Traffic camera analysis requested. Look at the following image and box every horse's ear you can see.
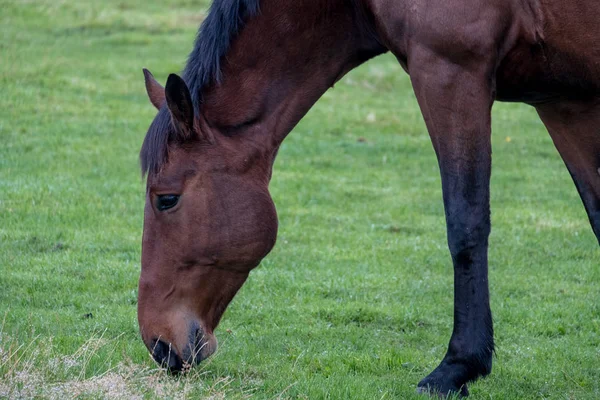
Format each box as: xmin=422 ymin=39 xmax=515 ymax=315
xmin=143 ymin=68 xmax=165 ymax=110
xmin=165 ymin=73 xmax=195 ymax=140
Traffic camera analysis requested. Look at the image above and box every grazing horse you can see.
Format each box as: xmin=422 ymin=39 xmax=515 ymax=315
xmin=137 ymin=0 xmax=600 ymax=396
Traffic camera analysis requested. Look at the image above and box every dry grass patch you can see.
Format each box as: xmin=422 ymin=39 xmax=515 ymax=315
xmin=0 ymin=330 xmax=241 ymax=400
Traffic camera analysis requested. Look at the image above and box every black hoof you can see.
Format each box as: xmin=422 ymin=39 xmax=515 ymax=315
xmin=416 ymin=362 xmax=471 ymax=398
xmin=416 ymin=382 xmax=468 ymax=398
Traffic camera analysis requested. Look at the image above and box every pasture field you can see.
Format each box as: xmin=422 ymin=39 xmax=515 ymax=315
xmin=1 ymin=1 xmax=599 ymax=398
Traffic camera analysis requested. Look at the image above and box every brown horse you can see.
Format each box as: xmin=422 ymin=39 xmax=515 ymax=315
xmin=137 ymin=0 xmax=600 ymax=396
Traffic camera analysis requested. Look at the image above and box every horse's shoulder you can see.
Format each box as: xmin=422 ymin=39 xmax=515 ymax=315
xmin=373 ymin=0 xmax=536 ymax=64
xmin=408 ymin=0 xmax=530 ymax=53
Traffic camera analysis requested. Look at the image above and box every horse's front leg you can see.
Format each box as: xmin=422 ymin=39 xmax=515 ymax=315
xmin=409 ymin=46 xmax=496 ymax=397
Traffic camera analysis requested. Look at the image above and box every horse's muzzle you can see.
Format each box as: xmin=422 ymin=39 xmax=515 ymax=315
xmin=180 ymin=322 xmax=212 ymax=366
xmin=151 ymin=338 xmax=183 ymax=373
xmin=149 ymin=322 xmax=215 ymax=372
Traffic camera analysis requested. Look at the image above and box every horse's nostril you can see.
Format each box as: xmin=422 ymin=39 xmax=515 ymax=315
xmin=183 ymin=325 xmax=206 ymax=364
xmin=193 ymin=327 xmax=203 ymax=350
xmin=151 ymin=338 xmax=183 ymax=373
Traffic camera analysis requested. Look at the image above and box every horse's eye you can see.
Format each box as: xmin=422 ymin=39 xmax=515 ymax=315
xmin=156 ymin=194 xmax=180 ymax=211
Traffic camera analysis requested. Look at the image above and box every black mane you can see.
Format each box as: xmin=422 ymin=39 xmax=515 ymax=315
xmin=183 ymin=0 xmax=260 ymax=105
xmin=140 ymin=0 xmax=261 ymax=176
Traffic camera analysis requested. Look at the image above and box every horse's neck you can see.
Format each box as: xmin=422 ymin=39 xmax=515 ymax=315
xmin=199 ymin=0 xmax=384 ymax=146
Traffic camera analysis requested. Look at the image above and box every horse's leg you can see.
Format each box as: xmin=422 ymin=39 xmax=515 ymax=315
xmin=536 ymin=100 xmax=600 ymax=243
xmin=408 ymin=48 xmax=495 ymax=397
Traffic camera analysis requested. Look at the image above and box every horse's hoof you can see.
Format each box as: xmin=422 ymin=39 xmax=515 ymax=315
xmin=416 ymin=383 xmax=468 ymax=398
xmin=417 ymin=366 xmax=470 ymax=398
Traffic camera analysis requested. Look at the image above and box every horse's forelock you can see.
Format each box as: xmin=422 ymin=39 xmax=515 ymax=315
xmin=140 ymin=107 xmax=173 ymax=177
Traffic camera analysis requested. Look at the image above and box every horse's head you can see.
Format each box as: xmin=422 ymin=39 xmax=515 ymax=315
xmin=135 ymin=0 xmax=383 ymax=371
xmin=137 ymin=70 xmax=278 ymax=371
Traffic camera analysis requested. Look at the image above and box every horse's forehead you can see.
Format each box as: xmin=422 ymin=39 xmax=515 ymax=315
xmin=147 ymin=148 xmax=198 ymax=179
xmin=147 ymin=164 xmax=199 ymax=187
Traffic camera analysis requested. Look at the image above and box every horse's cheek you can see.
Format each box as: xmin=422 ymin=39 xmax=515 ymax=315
xmin=230 ymin=190 xmax=279 ymax=267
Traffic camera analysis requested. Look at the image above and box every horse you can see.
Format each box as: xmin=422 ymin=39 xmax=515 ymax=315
xmin=137 ymin=0 xmax=600 ymax=396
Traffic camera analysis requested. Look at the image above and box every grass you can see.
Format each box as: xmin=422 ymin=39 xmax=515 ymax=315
xmin=0 ymin=0 xmax=598 ymax=398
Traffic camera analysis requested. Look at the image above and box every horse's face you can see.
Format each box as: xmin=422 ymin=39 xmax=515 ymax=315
xmin=137 ymin=71 xmax=278 ymax=371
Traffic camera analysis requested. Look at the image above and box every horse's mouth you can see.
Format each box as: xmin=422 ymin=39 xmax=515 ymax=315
xmin=148 ymin=321 xmax=217 ymax=373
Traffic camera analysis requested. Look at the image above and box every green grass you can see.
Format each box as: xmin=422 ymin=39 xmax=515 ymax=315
xmin=1 ymin=1 xmax=598 ymax=398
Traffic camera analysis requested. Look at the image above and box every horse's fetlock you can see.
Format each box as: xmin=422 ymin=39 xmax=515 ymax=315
xmin=447 ymin=336 xmax=494 ymax=378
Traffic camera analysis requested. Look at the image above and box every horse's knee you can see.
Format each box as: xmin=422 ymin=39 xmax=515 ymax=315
xmin=446 ymin=217 xmax=491 ymax=263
